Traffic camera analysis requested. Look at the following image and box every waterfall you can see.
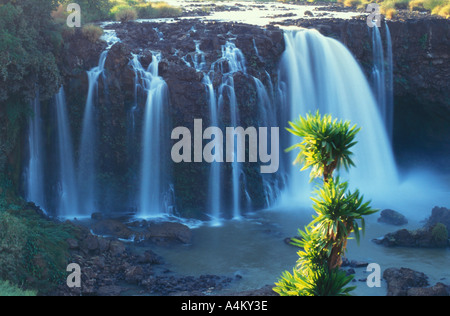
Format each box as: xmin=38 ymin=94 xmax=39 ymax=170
xmin=371 ymin=24 xmax=394 ymax=143
xmin=278 ymin=30 xmax=399 ymax=202
xmin=203 ymin=74 xmax=223 ymax=226
xmin=253 ymin=76 xmax=281 ymax=207
xmin=217 ymin=41 xmax=246 ymax=220
xmin=78 ymin=50 xmax=108 ymax=216
xmin=25 ymin=94 xmax=46 ymax=211
xmin=385 ymin=22 xmax=394 ymax=142
xmin=55 ymin=87 xmax=80 ymax=217
xmin=130 ymin=53 xmax=172 ymax=218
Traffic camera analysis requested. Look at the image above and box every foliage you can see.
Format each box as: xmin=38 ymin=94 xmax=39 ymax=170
xmin=0 ymin=208 xmax=75 ymax=294
xmin=431 ymin=223 xmax=448 ymax=243
xmin=135 ymin=1 xmax=183 ymax=19
xmin=0 ymin=280 xmax=37 ymax=296
xmin=323 ymin=0 xmax=450 ymax=18
xmin=274 ymin=266 xmax=355 ymax=296
xmin=286 ymin=111 xmax=360 ymax=183
xmin=110 ymin=0 xmax=182 ymax=20
xmin=113 ymin=5 xmax=138 ymax=22
xmin=59 ymin=0 xmax=113 ymax=23
xmin=310 ymin=178 xmax=377 ymax=269
xmin=274 ymin=112 xmax=376 ymax=296
xmin=81 ymin=24 xmax=104 ymax=42
xmin=0 ymin=1 xmax=62 ymax=102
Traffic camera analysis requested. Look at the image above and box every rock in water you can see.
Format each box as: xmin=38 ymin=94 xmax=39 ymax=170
xmin=378 ymin=209 xmax=408 ymax=226
xmin=145 ymin=222 xmax=192 ymax=245
xmin=426 ymin=206 xmax=450 ymax=232
xmin=384 ymin=268 xmax=450 ymax=296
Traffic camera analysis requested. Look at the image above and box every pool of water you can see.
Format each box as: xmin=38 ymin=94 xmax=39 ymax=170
xmin=152 ymin=170 xmax=450 ymax=296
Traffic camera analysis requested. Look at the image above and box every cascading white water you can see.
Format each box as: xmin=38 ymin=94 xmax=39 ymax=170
xmin=371 ymin=24 xmax=394 ymax=142
xmin=130 ymin=53 xmax=171 ymax=218
xmin=385 ymin=22 xmax=394 ymax=142
xmin=78 ymin=50 xmax=108 ymax=216
xmin=25 ymin=94 xmax=46 ymax=211
xmin=217 ymin=41 xmax=247 ymax=220
xmin=203 ymin=74 xmax=223 ymax=226
xmin=278 ymin=30 xmax=399 ymax=203
xmin=55 ymin=87 xmax=80 ymax=217
xmin=253 ymin=76 xmax=282 ymax=207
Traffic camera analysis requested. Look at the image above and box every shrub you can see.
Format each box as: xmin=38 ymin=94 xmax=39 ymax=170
xmin=342 ymin=0 xmax=363 ymax=7
xmin=432 ymin=3 xmax=450 ymax=17
xmin=135 ymin=2 xmax=182 ymax=19
xmin=409 ymin=0 xmax=426 ymax=10
xmin=81 ymin=24 xmax=104 ymax=42
xmin=385 ymin=7 xmax=398 ymax=18
xmin=113 ymin=5 xmax=138 ymax=22
xmin=431 ymin=223 xmax=448 ymax=244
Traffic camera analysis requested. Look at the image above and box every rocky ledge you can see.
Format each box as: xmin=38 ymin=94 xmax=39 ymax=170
xmin=384 ymin=267 xmax=450 ymax=296
xmin=374 ymin=206 xmax=450 ymax=248
xmin=50 ymin=218 xmax=236 ymax=296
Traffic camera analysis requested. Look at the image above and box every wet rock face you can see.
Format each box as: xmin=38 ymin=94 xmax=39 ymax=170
xmin=93 ymin=20 xmax=285 ymax=218
xmin=384 ymin=267 xmax=450 ymax=296
xmin=378 ymin=209 xmax=408 ymax=226
xmin=426 ymin=206 xmax=450 ymax=232
xmin=373 ymin=226 xmax=449 ymax=248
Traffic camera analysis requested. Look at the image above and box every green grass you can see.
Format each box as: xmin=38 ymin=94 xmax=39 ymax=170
xmin=0 ymin=280 xmax=36 ymax=297
xmin=0 ymin=208 xmax=77 ymax=294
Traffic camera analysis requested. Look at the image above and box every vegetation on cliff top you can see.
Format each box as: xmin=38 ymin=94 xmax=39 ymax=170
xmin=54 ymin=0 xmax=182 ymax=23
xmin=282 ymin=0 xmax=450 ymax=18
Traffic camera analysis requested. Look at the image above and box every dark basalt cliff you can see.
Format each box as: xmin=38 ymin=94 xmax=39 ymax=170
xmin=2 ymin=17 xmax=448 ymax=217
xmin=57 ymin=20 xmax=286 ymax=218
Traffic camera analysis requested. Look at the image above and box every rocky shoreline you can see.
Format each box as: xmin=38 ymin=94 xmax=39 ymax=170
xmin=41 ymin=204 xmax=449 ymax=296
xmin=47 ymin=214 xmax=237 ymax=296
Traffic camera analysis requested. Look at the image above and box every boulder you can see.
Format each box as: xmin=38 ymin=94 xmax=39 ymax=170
xmin=384 ymin=268 xmax=450 ymax=296
xmin=407 ymin=282 xmax=450 ymax=296
xmin=426 ymin=206 xmax=450 ymax=232
xmin=92 ymin=219 xmax=135 ymax=240
xmin=383 ymin=267 xmax=429 ymax=296
xmin=145 ymin=222 xmax=192 ymax=245
xmin=136 ymin=250 xmax=163 ymax=265
xmin=378 ymin=209 xmax=408 ymax=226
xmin=125 ymin=266 xmax=145 ymax=284
xmin=373 ymin=225 xmax=448 ymax=248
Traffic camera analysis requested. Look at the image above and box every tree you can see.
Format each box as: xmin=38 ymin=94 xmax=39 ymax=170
xmin=286 ymin=111 xmax=360 ymax=183
xmin=274 ymin=111 xmax=377 ymax=296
